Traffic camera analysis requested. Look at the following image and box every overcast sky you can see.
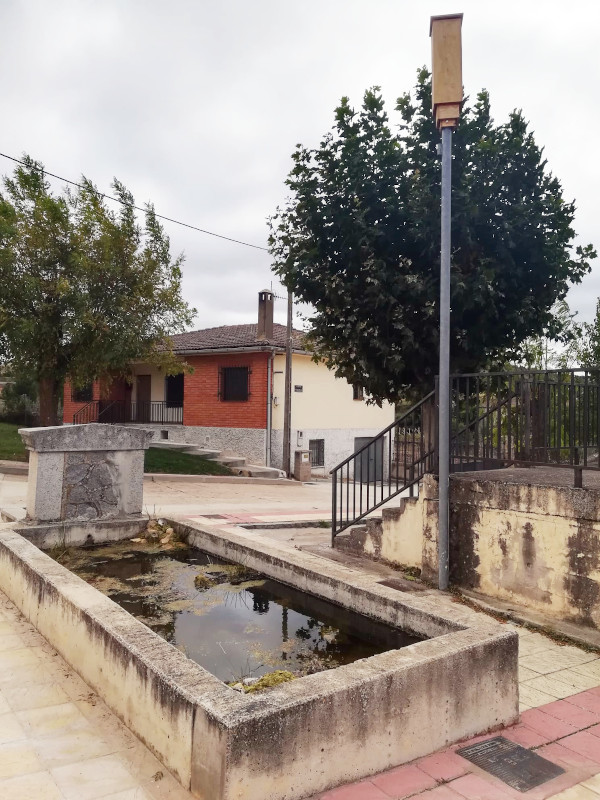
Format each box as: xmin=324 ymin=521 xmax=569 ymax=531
xmin=1 ymin=1 xmax=598 ymax=332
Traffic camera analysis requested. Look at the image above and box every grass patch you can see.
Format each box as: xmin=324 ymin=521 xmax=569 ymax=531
xmin=144 ymin=447 xmax=232 ymax=476
xmin=0 ymin=422 xmax=27 ymax=461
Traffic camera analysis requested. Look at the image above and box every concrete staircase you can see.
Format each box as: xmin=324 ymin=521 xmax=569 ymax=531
xmin=148 ymin=440 xmax=284 ymax=479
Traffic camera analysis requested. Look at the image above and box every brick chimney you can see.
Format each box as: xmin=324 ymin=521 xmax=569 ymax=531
xmin=257 ymin=289 xmax=274 ymax=340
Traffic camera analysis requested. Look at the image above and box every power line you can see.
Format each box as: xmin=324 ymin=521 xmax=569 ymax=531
xmin=0 ymin=151 xmax=270 ymax=252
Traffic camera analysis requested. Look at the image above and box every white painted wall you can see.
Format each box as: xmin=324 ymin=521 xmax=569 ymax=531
xmin=271 ymin=354 xmax=394 ymax=431
xmin=129 ymin=363 xmax=165 ymax=403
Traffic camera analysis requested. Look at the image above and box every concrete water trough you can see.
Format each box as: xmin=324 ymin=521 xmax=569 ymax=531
xmin=0 ymin=518 xmax=519 ymax=800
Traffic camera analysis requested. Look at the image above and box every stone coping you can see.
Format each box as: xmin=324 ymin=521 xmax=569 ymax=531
xmin=0 ymin=520 xmax=518 ymax=800
xmin=19 ymin=423 xmax=153 ymax=452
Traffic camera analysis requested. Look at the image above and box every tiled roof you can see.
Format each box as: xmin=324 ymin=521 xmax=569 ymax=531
xmin=168 ymin=323 xmax=306 ymax=353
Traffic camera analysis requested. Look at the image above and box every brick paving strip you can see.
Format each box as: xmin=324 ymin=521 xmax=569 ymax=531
xmin=310 ymin=691 xmax=600 ymax=799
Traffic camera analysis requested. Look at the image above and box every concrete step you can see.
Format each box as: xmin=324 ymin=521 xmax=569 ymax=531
xmin=185 ymin=448 xmax=221 ymax=460
xmin=234 ymin=464 xmax=285 ymax=479
xmin=215 ymin=456 xmax=247 ymax=467
xmin=149 ymin=441 xmax=193 ymax=452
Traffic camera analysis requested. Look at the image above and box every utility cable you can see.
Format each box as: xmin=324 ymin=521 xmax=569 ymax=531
xmin=0 ymin=151 xmax=269 ymax=252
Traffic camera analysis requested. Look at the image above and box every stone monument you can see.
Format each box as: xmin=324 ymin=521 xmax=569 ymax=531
xmin=19 ymin=424 xmax=153 ymax=524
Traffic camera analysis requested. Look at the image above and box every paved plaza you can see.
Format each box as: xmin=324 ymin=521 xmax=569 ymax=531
xmin=1 ymin=470 xmax=600 ymax=798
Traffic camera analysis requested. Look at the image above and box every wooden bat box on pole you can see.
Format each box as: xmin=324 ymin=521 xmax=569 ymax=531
xmin=430 ymin=13 xmax=463 ymax=129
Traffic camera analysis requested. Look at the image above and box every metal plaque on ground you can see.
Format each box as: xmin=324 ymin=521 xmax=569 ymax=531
xmin=457 ymin=736 xmax=564 ymax=792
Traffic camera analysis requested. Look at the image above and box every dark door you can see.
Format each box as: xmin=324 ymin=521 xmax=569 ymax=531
xmin=354 ymin=436 xmax=383 ymax=482
xmin=136 ymin=375 xmax=151 ymax=422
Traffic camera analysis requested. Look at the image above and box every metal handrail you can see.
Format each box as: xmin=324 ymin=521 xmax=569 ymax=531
xmin=331 ymin=391 xmax=437 ymax=539
xmin=73 ymin=401 xmax=99 ymax=424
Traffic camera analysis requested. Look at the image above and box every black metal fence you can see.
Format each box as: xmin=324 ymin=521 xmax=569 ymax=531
xmin=450 ymin=369 xmax=600 ymax=476
xmin=73 ymin=401 xmax=183 ymax=425
xmin=331 ymin=368 xmax=600 ymax=540
xmin=331 ymin=391 xmax=437 ymax=537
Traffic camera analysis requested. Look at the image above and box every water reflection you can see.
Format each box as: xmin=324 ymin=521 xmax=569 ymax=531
xmin=69 ymin=544 xmax=422 ymax=683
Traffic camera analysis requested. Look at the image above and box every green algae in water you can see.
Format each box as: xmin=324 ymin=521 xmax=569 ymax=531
xmin=60 ymin=540 xmax=423 ymax=685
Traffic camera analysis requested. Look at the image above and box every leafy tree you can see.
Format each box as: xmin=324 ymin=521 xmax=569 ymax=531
xmin=269 ymin=70 xmax=596 ymax=404
xmin=514 ymin=301 xmax=580 ymax=370
xmin=574 ymin=299 xmax=600 ymax=368
xmin=0 ymin=371 xmax=39 ymax=424
xmin=0 ymin=156 xmax=195 ymax=425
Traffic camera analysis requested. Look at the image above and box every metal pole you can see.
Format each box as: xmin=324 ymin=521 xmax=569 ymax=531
xmin=282 ymin=292 xmax=293 ymax=477
xmin=438 ymin=125 xmax=452 ymax=590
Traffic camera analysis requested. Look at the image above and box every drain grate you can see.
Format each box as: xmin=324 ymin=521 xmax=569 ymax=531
xmin=457 ymin=736 xmax=564 ymax=792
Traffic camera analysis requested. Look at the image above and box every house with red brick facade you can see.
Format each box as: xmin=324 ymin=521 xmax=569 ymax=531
xmin=64 ymin=291 xmax=394 ymax=472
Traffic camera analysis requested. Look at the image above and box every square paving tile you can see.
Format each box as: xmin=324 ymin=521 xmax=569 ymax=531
xmin=519 ymin=684 xmax=558 ymax=709
xmin=581 ymin=773 xmax=600 ymax=793
xmin=0 ymin=741 xmax=42 ymax=779
xmin=559 ymin=731 xmax=600 ymax=764
xmin=0 ymin=634 xmax=26 ymax=652
xmin=567 ymin=692 xmax=600 ymax=716
xmin=51 ymin=753 xmax=140 ymax=800
xmin=572 ymin=661 xmax=600 ymax=681
xmin=447 ymin=773 xmax=517 ymax=799
xmin=371 ymin=764 xmax=436 ymax=797
xmin=33 ymin=728 xmax=118 ymax=769
xmin=542 ymin=700 xmax=600 ymax=729
xmin=520 ymin=708 xmax=579 ymax=740
xmin=522 ymin=675 xmax=581 ymax=700
xmin=16 ymin=701 xmax=91 ymax=738
xmin=320 ymin=780 xmax=391 ymax=800
xmin=3 ymin=681 xmax=69 ymax=712
xmin=417 ymin=751 xmax=469 ymax=782
xmin=0 ymin=711 xmax=27 ymax=745
xmin=0 ymin=769 xmax=64 ymax=800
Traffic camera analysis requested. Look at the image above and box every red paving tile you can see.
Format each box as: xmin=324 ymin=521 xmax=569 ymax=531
xmin=589 ymin=723 xmax=600 ymax=739
xmin=447 ymin=773 xmax=516 ymax=799
xmin=541 ymin=699 xmax=600 ymax=729
xmin=417 ymin=751 xmax=469 ymax=782
xmin=320 ymin=780 xmax=391 ymax=800
xmin=520 ymin=708 xmax=579 ymax=740
xmin=371 ymin=764 xmax=436 ymax=798
xmin=502 ymin=723 xmax=553 ymax=748
xmin=537 ymin=740 xmax=600 ymax=770
xmin=566 ymin=690 xmax=600 ymax=715
xmin=559 ymin=730 xmax=600 ymax=762
xmin=418 ymin=786 xmax=464 ymax=798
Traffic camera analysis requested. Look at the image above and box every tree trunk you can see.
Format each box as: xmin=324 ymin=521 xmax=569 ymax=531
xmin=38 ymin=377 xmax=59 ymax=427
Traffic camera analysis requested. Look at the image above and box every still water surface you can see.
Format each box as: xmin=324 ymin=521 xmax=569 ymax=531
xmin=66 ymin=542 xmax=422 ymax=683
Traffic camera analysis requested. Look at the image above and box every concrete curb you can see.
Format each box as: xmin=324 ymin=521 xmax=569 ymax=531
xmin=144 ymin=472 xmax=303 ymax=486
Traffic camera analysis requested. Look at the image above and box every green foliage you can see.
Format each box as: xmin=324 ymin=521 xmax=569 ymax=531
xmin=143 ymin=448 xmax=232 ymax=476
xmin=574 ymin=299 xmax=600 ymax=368
xmin=0 ymin=156 xmax=195 ymax=423
xmin=0 ymin=372 xmax=38 ymax=423
xmin=0 ymin=422 xmax=27 ymax=461
xmin=269 ymin=71 xmax=596 ymax=403
xmin=511 ymin=300 xmax=581 ymax=370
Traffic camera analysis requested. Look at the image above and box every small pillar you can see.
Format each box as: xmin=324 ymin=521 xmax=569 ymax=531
xmin=19 ymin=424 xmax=153 ymax=523
xmin=293 ymin=449 xmax=311 ymax=482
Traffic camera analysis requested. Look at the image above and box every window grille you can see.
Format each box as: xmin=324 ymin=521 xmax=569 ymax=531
xmin=309 ymin=438 xmax=325 ymax=467
xmin=353 ymin=384 xmax=364 ymax=401
xmin=72 ymin=384 xmax=93 ymax=403
xmin=219 ymin=366 xmax=251 ymax=401
xmin=165 ymin=373 xmax=184 ymax=407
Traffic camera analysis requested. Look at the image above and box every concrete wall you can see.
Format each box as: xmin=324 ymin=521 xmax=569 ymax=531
xmin=270 ymin=426 xmax=391 ymax=474
xmin=346 ymin=474 xmax=600 ymax=628
xmin=0 ymin=522 xmax=518 ymax=800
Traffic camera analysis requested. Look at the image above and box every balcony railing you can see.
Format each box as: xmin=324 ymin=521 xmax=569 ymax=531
xmin=73 ymin=401 xmax=183 ymax=425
